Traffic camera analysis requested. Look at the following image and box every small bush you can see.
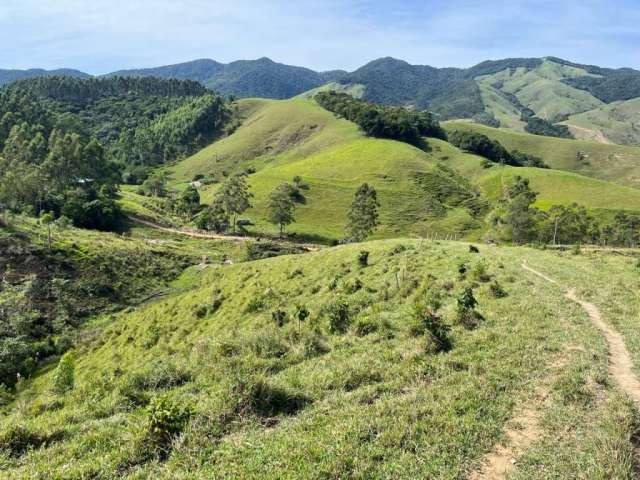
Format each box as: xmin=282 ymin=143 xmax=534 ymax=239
xmin=410 ymin=300 xmax=451 ymax=352
xmin=572 ymin=244 xmax=582 ymax=255
xmin=233 ymin=376 xmax=309 ymax=418
xmin=358 ymin=250 xmax=370 ymax=267
xmin=325 ymin=298 xmax=351 ymax=334
xmin=245 ymin=295 xmax=267 ymax=313
xmin=456 ymin=286 xmax=482 ymax=329
xmin=489 ymin=281 xmax=508 ymax=298
xmin=469 ymin=245 xmax=479 ymax=253
xmin=144 ymin=395 xmax=193 ymax=457
xmin=51 ymin=353 xmax=75 ymax=395
xmin=271 ymin=310 xmax=288 ymax=327
xmin=470 ymin=262 xmax=491 ymax=283
xmin=344 ymin=278 xmax=363 ymax=294
xmin=457 ymin=262 xmax=467 ymax=279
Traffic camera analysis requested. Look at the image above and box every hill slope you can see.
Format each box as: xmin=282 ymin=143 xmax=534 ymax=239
xmin=160 ymin=98 xmax=640 ymax=242
xmin=444 ymin=121 xmax=640 ymax=188
xmin=0 ymin=67 xmax=90 ymax=86
xmin=2 ymin=239 xmax=639 ymax=478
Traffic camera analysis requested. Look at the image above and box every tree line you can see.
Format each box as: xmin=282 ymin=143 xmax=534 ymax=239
xmin=447 ymin=130 xmax=549 ymax=168
xmin=491 ymin=176 xmax=640 ymax=247
xmin=315 ymin=91 xmax=447 ymax=148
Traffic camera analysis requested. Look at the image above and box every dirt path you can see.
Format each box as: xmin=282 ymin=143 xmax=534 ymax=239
xmin=471 ymin=262 xmax=640 ymax=479
xmin=469 ymin=358 xmax=566 ymax=480
xmin=521 ymin=262 xmax=640 ymax=404
xmin=129 ymin=216 xmax=321 ymax=251
xmin=564 ymin=123 xmax=612 ymax=145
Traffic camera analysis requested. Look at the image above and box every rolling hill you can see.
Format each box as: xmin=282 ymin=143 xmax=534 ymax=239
xmin=444 ymin=121 xmax=640 ymax=188
xmin=154 ymin=98 xmax=640 ymax=242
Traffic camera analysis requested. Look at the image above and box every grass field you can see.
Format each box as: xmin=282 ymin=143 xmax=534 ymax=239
xmin=2 ymin=239 xmax=639 ymax=478
xmin=444 ymin=121 xmax=640 ymax=189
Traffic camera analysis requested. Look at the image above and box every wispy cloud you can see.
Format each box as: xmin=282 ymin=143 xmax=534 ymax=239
xmin=0 ymin=0 xmax=638 ymax=73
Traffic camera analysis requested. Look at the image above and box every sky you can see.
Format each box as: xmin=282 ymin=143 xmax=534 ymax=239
xmin=0 ymin=0 xmax=638 ymax=74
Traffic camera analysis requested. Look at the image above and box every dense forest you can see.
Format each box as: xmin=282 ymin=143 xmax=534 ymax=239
xmin=0 ymin=76 xmax=231 ymax=229
xmin=315 ymin=91 xmax=446 ymax=148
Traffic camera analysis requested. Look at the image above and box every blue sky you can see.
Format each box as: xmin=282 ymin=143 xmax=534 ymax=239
xmin=0 ymin=0 xmax=638 ymax=73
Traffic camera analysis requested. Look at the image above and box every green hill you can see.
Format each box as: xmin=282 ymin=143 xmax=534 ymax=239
xmin=444 ymin=121 xmax=640 ymax=189
xmin=159 ymin=98 xmax=640 ymax=241
xmin=2 ymin=238 xmax=640 ymax=478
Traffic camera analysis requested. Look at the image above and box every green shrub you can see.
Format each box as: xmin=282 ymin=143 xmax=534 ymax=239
xmin=233 ymin=376 xmax=309 ymax=418
xmin=456 ymin=286 xmax=482 ymax=329
xmin=51 ymin=353 xmax=75 ymax=395
xmin=144 ymin=395 xmax=193 ymax=457
xmin=489 ymin=281 xmax=508 ymax=298
xmin=358 ymin=250 xmax=370 ymax=267
xmin=325 ymin=298 xmax=351 ymax=334
xmin=410 ymin=300 xmax=451 ymax=352
xmin=470 ymin=262 xmax=491 ymax=283
xmin=0 ymin=424 xmax=63 ymax=457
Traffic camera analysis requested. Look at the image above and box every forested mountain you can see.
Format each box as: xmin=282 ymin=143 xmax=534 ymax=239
xmin=0 ymin=76 xmax=231 ymax=229
xmin=109 ymin=57 xmax=348 ymax=99
xmin=3 ymin=56 xmax=640 ymax=144
xmin=0 ymin=68 xmax=90 ymax=86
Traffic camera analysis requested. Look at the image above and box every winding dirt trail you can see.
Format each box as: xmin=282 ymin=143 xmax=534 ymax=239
xmin=522 ymin=261 xmax=640 ymax=404
xmin=471 ymin=262 xmax=640 ymax=479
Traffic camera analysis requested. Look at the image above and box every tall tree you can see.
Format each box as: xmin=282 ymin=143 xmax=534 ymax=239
xmin=218 ymin=174 xmax=252 ymax=233
xmin=177 ymin=185 xmax=201 ymax=219
xmin=267 ymin=183 xmax=296 ymax=237
xmin=345 ymin=183 xmax=379 ymax=242
xmin=493 ymin=176 xmax=540 ymax=244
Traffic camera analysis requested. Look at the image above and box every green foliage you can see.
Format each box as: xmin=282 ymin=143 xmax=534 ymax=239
xmin=325 ymin=297 xmax=351 ymax=334
xmin=51 ymin=353 xmax=75 ymax=394
xmin=358 ymin=250 xmax=370 ymax=267
xmin=470 ymin=262 xmax=491 ymax=283
xmin=456 ymin=286 xmax=481 ymax=329
xmin=410 ymin=285 xmax=450 ymax=352
xmin=216 ymin=174 xmax=252 ymax=232
xmin=345 ymin=183 xmax=379 ymax=242
xmin=315 ymin=91 xmax=446 ymax=148
xmin=448 ymin=130 xmax=549 ymax=167
xmin=491 ymin=176 xmax=540 ymax=244
xmin=195 ymin=197 xmax=228 ymax=232
xmin=524 ymin=116 xmax=574 ymax=139
xmin=144 ymin=395 xmax=192 ymax=454
xmin=267 ymin=183 xmax=296 ymax=236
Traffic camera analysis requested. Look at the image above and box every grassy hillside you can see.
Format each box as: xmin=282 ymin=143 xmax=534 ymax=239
xmin=2 ymin=240 xmax=639 ymax=478
xmin=563 ymin=97 xmax=640 ymax=146
xmin=444 ymin=121 xmax=640 ymax=189
xmin=163 ymin=98 xmax=487 ymax=241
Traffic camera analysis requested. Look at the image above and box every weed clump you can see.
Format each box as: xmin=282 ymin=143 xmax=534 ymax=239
xmin=325 ymin=297 xmax=351 ymax=334
xmin=409 ymin=285 xmax=450 ymax=352
xmin=271 ymin=310 xmax=288 ymax=327
xmin=0 ymin=424 xmax=64 ymax=457
xmin=469 ymin=245 xmax=480 ymax=253
xmin=470 ymin=262 xmax=491 ymax=283
xmin=358 ymin=250 xmax=370 ymax=267
xmin=489 ymin=281 xmax=508 ymax=298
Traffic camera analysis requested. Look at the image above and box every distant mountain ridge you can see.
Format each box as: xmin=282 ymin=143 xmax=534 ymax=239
xmin=3 ymin=56 xmax=640 ymax=144
xmin=0 ymin=68 xmax=90 ymax=86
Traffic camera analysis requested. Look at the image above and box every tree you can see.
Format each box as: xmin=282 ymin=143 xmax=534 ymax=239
xmin=195 ymin=197 xmax=228 ymax=232
xmin=345 ymin=183 xmax=379 ymax=242
xmin=217 ymin=174 xmax=252 ymax=233
xmin=177 ymin=185 xmax=200 ymax=219
xmin=492 ymin=176 xmax=540 ymax=244
xmin=141 ymin=173 xmax=168 ymax=197
xmin=267 ymin=183 xmax=296 ymax=237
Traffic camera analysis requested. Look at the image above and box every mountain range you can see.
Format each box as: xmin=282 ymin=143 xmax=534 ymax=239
xmin=2 ymin=56 xmax=640 ymax=145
